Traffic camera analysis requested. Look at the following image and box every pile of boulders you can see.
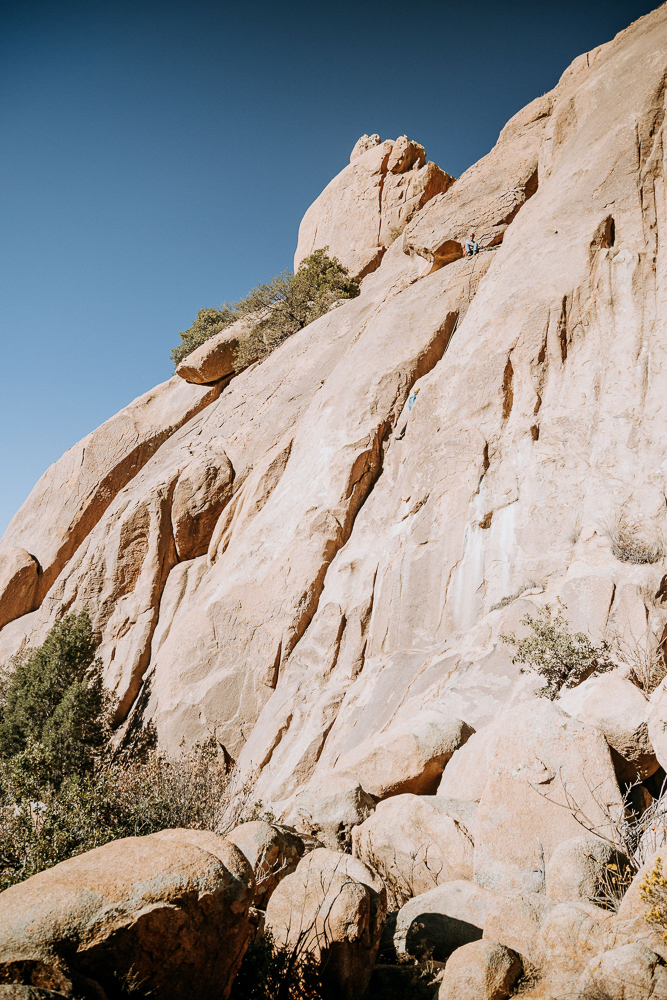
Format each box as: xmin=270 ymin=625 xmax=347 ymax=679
xmin=3 ymin=678 xmax=667 ymax=999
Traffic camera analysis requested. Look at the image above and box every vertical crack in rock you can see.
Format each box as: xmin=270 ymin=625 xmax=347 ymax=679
xmin=502 ymin=356 xmax=514 ymax=422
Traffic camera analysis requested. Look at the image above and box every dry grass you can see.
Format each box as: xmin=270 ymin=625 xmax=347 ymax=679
xmin=608 ymin=627 xmax=667 ymax=696
xmin=604 ymin=510 xmax=665 ymax=565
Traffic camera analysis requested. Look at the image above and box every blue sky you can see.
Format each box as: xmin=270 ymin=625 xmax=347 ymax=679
xmin=0 ymin=0 xmax=658 ymax=536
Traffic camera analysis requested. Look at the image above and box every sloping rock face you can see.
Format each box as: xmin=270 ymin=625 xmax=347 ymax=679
xmin=2 ymin=7 xmax=667 ymax=821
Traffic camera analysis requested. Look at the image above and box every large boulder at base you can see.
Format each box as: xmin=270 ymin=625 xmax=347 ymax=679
xmin=545 ymin=834 xmax=630 ymax=906
xmin=649 ymin=679 xmax=667 ymax=774
xmin=282 ymin=772 xmax=375 ymax=850
xmin=175 ymin=313 xmax=258 ymax=384
xmin=483 ymin=891 xmax=555 ymax=966
xmin=559 ymin=672 xmax=657 ymax=783
xmin=394 ymin=880 xmax=498 ymax=962
xmin=294 ymin=134 xmax=453 ymax=279
xmin=437 ymin=940 xmax=522 ymax=1000
xmin=0 ymin=830 xmax=255 ymax=1000
xmin=226 ymin=820 xmax=305 ymax=907
xmin=332 ymin=710 xmax=474 ymax=798
xmin=577 ymin=943 xmax=667 ymax=1000
xmin=353 ymin=794 xmax=476 ymax=901
xmin=0 ymin=547 xmax=40 ymax=631
xmin=474 ymin=701 xmax=624 ymax=894
xmin=264 ymin=848 xmax=387 ymax=1000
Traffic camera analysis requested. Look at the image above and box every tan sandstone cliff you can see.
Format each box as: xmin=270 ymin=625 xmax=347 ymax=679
xmin=1 ymin=3 xmax=667 ymax=834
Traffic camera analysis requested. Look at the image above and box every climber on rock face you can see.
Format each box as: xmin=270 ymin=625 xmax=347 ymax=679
xmin=396 ymin=386 xmax=420 ymax=440
xmin=465 ymin=232 xmax=479 ymax=256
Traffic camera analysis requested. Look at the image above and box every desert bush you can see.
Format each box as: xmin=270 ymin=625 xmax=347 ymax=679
xmin=604 ymin=510 xmax=665 ymax=565
xmin=170 ymin=249 xmax=359 ymax=369
xmin=230 ymin=930 xmax=325 ymax=1000
xmin=0 ymin=610 xmax=111 ymax=785
xmin=500 ymin=600 xmax=615 ymax=699
xmin=640 ymin=854 xmax=667 ymax=941
xmin=0 ymin=611 xmax=260 ymax=889
xmin=609 ymin=627 xmax=667 ymax=696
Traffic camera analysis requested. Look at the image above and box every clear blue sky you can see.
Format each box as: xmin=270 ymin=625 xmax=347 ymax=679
xmin=0 ymin=0 xmax=658 ymax=536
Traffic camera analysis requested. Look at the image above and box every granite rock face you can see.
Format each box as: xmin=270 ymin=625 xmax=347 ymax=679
xmin=1 ymin=5 xmax=667 ymax=840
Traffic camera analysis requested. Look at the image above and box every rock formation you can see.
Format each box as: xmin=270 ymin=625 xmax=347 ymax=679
xmin=3 ymin=5 xmax=667 ymax=997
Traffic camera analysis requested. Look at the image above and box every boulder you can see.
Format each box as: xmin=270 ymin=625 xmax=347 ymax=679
xmin=559 ymin=672 xmax=657 ymax=783
xmin=283 ymin=773 xmax=375 ymax=851
xmin=649 ymin=679 xmax=667 ymax=774
xmin=0 ymin=829 xmax=255 ymax=1000
xmin=332 ymin=710 xmax=474 ymax=798
xmin=226 ymin=820 xmax=305 ymax=907
xmin=536 ymin=900 xmax=611 ymax=988
xmin=175 ymin=313 xmax=257 ymax=384
xmin=577 ymin=943 xmax=667 ymax=1000
xmin=474 ymin=701 xmax=624 ymax=894
xmin=483 ymin=892 xmax=555 ymax=966
xmin=545 ymin=834 xmax=630 ymax=906
xmin=171 ymin=453 xmax=234 ymax=560
xmin=294 ymin=134 xmax=453 ymax=278
xmin=437 ymin=940 xmax=522 ymax=1000
xmin=264 ymin=848 xmax=386 ymax=1000
xmin=353 ymin=794 xmax=476 ymax=902
xmin=0 ymin=548 xmax=39 ymax=631
xmin=393 ymin=880 xmax=499 ymax=962
xmin=437 ymin=722 xmax=501 ymax=802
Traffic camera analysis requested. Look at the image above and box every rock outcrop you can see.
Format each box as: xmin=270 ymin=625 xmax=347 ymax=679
xmin=294 ymin=134 xmax=454 ymax=278
xmin=2 ymin=17 xmax=667 ymax=997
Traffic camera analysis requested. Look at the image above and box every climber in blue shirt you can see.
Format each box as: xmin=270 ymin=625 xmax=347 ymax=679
xmin=396 ymin=387 xmax=420 ymax=440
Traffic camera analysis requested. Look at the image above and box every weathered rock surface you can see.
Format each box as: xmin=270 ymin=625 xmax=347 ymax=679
xmin=559 ymin=672 xmax=657 ymax=783
xmin=353 ymin=794 xmax=477 ymax=898
xmin=474 ymin=701 xmax=623 ymax=894
xmin=649 ymin=679 xmax=667 ymax=774
xmin=437 ymin=940 xmax=522 ymax=1000
xmin=295 ymin=134 xmax=453 ymax=279
xmin=0 ymin=375 xmax=221 ymax=620
xmin=577 ymin=943 xmax=667 ymax=1000
xmin=264 ymin=848 xmax=386 ymax=1000
xmin=282 ymin=772 xmax=376 ymax=850
xmin=226 ymin=820 xmax=304 ymax=907
xmin=545 ymin=834 xmax=630 ymax=906
xmin=0 ymin=547 xmax=40 ymax=632
xmin=331 ymin=710 xmax=474 ymax=798
xmin=1 ymin=5 xmax=667 ymax=856
xmin=393 ymin=880 xmax=498 ymax=961
xmin=0 ymin=830 xmax=254 ymax=1000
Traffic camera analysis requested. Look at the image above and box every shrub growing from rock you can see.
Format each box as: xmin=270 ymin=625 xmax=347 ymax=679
xmin=500 ymin=601 xmax=614 ymax=699
xmin=170 ymin=249 xmax=359 ymax=369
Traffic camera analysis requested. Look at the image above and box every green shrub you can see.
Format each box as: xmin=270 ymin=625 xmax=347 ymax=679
xmin=170 ymin=249 xmax=359 ymax=369
xmin=0 ymin=610 xmax=110 ymax=785
xmin=500 ymin=601 xmax=614 ymax=699
xmin=0 ymin=611 xmax=250 ymax=890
